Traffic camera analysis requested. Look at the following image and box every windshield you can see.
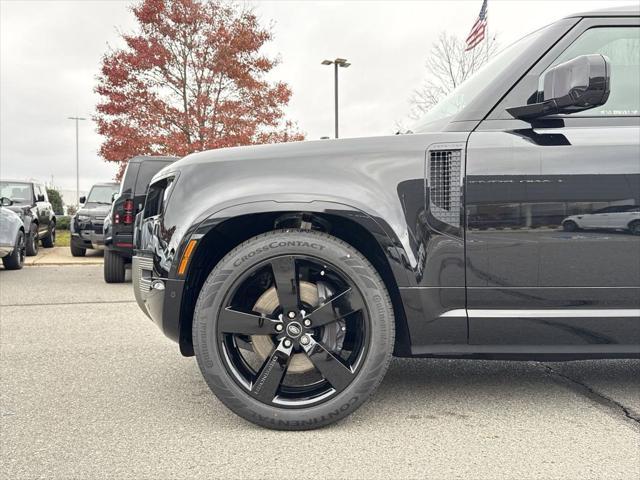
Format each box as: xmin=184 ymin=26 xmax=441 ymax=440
xmin=411 ymin=23 xmax=553 ymax=132
xmin=0 ymin=181 xmax=33 ymax=204
xmin=87 ymin=185 xmax=119 ymax=204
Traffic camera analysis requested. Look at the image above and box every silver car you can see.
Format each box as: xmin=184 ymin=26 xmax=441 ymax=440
xmin=0 ymin=198 xmax=26 ymax=270
xmin=562 ymin=205 xmax=640 ymax=234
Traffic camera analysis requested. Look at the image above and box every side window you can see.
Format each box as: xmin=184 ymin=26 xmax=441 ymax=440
xmin=143 ymin=177 xmax=174 ymax=218
xmin=35 ymin=184 xmax=45 ymax=201
xmin=537 ymin=27 xmax=640 ymax=116
xmin=121 ymin=162 xmax=139 ymax=194
xmin=134 ymin=162 xmax=169 ymax=195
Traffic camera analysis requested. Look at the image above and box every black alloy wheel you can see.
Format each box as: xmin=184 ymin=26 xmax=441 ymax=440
xmin=193 ymin=230 xmax=395 ymax=430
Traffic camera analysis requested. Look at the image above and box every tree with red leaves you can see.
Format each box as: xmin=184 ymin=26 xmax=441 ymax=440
xmin=95 ymin=0 xmax=303 ymax=177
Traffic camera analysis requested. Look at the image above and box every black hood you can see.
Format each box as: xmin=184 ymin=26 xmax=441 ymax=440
xmin=77 ymin=203 xmax=112 ymax=217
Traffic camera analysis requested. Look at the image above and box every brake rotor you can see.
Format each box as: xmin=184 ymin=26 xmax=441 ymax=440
xmin=252 ymin=281 xmax=318 ymax=374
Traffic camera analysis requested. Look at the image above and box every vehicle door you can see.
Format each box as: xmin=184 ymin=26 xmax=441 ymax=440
xmin=34 ymin=184 xmax=50 ymax=235
xmin=580 ymin=206 xmax=614 ymax=229
xmin=465 ymin=18 xmax=640 ymax=347
xmin=607 ymin=205 xmax=639 ymax=230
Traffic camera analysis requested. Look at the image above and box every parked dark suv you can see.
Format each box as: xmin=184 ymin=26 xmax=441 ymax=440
xmin=70 ymin=182 xmax=120 ymax=256
xmin=133 ymin=6 xmax=640 ymax=430
xmin=103 ymin=156 xmax=177 ymax=283
xmin=0 ymin=180 xmax=56 ymax=256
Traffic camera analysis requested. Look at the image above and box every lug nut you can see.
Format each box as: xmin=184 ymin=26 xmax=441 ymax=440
xmin=288 ymin=311 xmax=296 ymax=319
xmin=275 ymin=324 xmax=284 ymax=332
xmin=303 ymin=319 xmax=312 ymax=327
xmin=283 ymin=339 xmax=292 ymax=348
xmin=300 ymin=335 xmax=310 ymax=346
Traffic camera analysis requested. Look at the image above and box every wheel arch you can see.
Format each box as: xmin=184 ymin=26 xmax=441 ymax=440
xmin=176 ymin=203 xmax=412 ymax=357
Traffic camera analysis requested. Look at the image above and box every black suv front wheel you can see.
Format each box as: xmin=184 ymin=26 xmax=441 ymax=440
xmin=193 ymin=230 xmax=395 ymax=430
xmin=25 ymin=223 xmax=38 ymax=256
xmin=41 ymin=221 xmax=55 ymax=248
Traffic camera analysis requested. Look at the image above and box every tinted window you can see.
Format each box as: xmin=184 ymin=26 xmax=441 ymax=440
xmin=121 ymin=162 xmax=139 ymax=194
xmin=538 ymin=27 xmax=640 ymax=116
xmin=134 ymin=161 xmax=171 ymax=195
xmin=143 ymin=177 xmax=175 ymax=218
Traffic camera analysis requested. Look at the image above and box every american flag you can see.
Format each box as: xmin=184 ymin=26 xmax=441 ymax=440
xmin=465 ymin=0 xmax=488 ymax=52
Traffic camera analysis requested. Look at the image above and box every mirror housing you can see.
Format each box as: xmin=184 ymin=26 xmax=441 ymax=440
xmin=508 ymin=54 xmax=610 ymax=121
xmin=79 ymin=196 xmax=86 ymax=204
xmin=0 ymin=197 xmax=13 ymax=207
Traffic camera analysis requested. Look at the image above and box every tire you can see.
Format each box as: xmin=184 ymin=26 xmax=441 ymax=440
xmin=193 ymin=229 xmax=395 ymax=430
xmin=3 ymin=230 xmax=25 ymax=270
xmin=562 ymin=221 xmax=578 ymax=232
xmin=25 ymin=223 xmax=39 ymax=256
xmin=104 ymin=249 xmax=126 ymax=283
xmin=70 ymin=242 xmax=86 ymax=257
xmin=41 ymin=221 xmax=55 ymax=248
xmin=629 ymin=220 xmax=640 ymax=236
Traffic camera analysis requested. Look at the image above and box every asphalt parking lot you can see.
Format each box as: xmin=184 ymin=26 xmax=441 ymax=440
xmin=1 ymin=265 xmax=639 ymax=479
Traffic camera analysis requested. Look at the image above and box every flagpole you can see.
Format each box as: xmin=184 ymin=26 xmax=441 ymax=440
xmin=485 ymin=0 xmax=489 ymax=62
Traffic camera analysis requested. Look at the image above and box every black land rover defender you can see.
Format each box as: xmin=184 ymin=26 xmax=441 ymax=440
xmin=133 ymin=6 xmax=640 ymax=430
xmin=0 ymin=180 xmax=56 ymax=256
xmin=103 ymin=156 xmax=177 ymax=283
xmin=70 ymin=182 xmax=120 ymax=257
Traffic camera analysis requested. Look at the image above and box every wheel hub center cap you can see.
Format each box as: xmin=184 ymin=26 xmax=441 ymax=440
xmin=286 ymin=321 xmax=302 ymax=338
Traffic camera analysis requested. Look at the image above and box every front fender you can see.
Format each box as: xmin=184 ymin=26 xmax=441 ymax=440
xmin=172 ymin=199 xmax=413 ymax=287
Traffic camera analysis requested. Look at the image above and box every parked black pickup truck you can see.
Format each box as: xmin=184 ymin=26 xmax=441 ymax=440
xmin=133 ymin=6 xmax=640 ymax=430
xmin=103 ymin=156 xmax=177 ymax=283
xmin=70 ymin=182 xmax=120 ymax=256
xmin=0 ymin=180 xmax=56 ymax=256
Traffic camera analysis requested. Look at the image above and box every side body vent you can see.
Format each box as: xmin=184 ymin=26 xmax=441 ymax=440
xmin=427 ymin=147 xmax=462 ymax=228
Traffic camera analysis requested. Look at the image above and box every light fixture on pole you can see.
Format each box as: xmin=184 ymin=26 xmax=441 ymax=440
xmin=67 ymin=116 xmax=86 ymax=207
xmin=321 ymin=58 xmax=350 ymax=138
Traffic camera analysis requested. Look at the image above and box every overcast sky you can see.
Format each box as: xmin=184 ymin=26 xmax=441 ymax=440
xmin=0 ymin=0 xmax=633 ymax=194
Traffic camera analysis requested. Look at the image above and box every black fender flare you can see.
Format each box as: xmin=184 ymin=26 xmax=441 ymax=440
xmin=171 ymin=199 xmax=413 ymax=287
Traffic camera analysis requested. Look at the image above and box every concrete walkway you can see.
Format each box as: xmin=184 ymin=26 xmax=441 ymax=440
xmin=24 ymin=247 xmax=104 ymax=266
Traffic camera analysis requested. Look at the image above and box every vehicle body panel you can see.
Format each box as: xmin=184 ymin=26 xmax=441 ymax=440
xmin=0 ymin=207 xmax=24 ymax=257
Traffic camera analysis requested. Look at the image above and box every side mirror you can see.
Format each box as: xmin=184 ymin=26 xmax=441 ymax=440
xmin=111 ymin=193 xmax=118 ymax=203
xmin=37 ymin=194 xmax=45 ymax=202
xmin=508 ymin=54 xmax=610 ymax=121
xmin=0 ymin=197 xmax=13 ymax=207
xmin=79 ymin=196 xmax=86 ymax=204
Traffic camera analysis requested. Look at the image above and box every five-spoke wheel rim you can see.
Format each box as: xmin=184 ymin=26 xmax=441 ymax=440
xmin=216 ymin=255 xmax=370 ymax=408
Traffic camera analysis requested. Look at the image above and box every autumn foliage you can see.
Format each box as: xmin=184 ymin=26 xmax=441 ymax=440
xmin=95 ymin=0 xmax=303 ymax=177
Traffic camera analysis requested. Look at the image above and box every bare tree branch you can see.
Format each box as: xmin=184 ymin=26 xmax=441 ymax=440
xmin=409 ymin=31 xmax=499 ymax=119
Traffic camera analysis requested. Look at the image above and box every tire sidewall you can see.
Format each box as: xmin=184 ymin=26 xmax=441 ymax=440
xmin=26 ymin=223 xmax=38 ymax=256
xmin=193 ymin=230 xmax=394 ymax=430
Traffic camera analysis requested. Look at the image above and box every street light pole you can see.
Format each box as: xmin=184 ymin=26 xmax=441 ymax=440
xmin=322 ymin=58 xmax=350 ymax=138
xmin=67 ymin=116 xmax=86 ymax=207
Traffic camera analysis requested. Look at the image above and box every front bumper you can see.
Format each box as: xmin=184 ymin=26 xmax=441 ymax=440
xmin=132 ymin=253 xmax=184 ymax=344
xmin=71 ymin=228 xmax=105 ymax=250
xmin=0 ymin=244 xmax=13 ymax=257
